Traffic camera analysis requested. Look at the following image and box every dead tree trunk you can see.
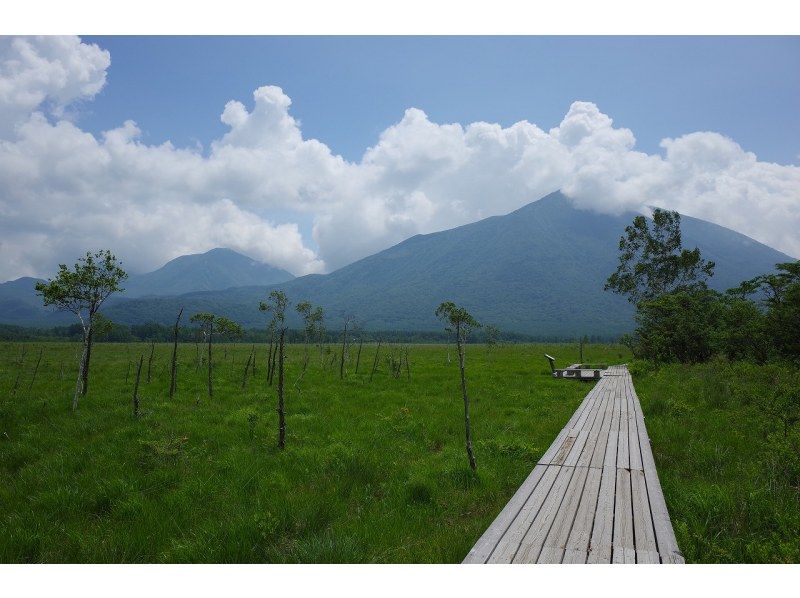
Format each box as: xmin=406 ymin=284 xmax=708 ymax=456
xmin=169 ymin=308 xmax=183 ymax=398
xmin=207 ymin=322 xmax=214 ymax=398
xmin=133 ymin=354 xmax=144 ymax=418
xmin=339 ymin=320 xmax=348 ymax=379
xmin=242 ymin=349 xmax=253 ymax=389
xmin=277 ymin=328 xmax=286 ymax=449
xmin=146 ymin=340 xmax=155 ymax=383
xmin=369 ymin=339 xmax=382 ymax=382
xmin=28 ymin=346 xmax=43 ymax=391
xmin=355 ymin=337 xmax=363 ymax=374
xmin=457 ymin=324 xmax=477 ymax=471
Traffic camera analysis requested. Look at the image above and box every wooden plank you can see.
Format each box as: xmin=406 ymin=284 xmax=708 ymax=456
xmin=603 ymin=377 xmax=621 ymax=468
xmin=538 ymin=466 xmax=592 ymax=563
xmin=576 ymin=385 xmax=613 ymax=468
xmin=513 ymin=466 xmax=576 ymax=563
xmin=587 ymin=465 xmax=616 ymax=563
xmin=631 ymin=469 xmax=658 ymax=561
xmin=562 ymin=548 xmax=588 ymax=564
xmin=612 ymin=468 xmax=635 ymax=564
xmin=486 ymin=465 xmax=561 ymax=563
xmin=537 ymin=387 xmax=596 ymax=465
xmin=630 ymin=385 xmax=685 ymax=564
xmin=562 ymin=387 xmax=607 ymax=467
xmin=462 ymin=463 xmax=549 ymax=563
xmin=616 ymin=376 xmax=630 ymax=470
xmin=561 ymin=466 xmax=602 ymax=560
xmin=463 ymin=364 xmax=684 ymax=565
xmin=590 ymin=385 xmax=615 ymax=469
xmin=539 ymin=379 xmax=605 ymax=466
xmin=625 ymin=374 xmax=644 ymax=471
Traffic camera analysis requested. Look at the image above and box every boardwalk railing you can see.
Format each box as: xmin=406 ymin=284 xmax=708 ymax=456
xmin=463 ymin=365 xmax=684 ymax=564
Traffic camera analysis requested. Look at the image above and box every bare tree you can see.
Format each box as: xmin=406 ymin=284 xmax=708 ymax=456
xmin=35 ymin=250 xmax=127 ymax=410
xmin=436 ymin=301 xmax=481 ymax=471
xmin=190 ymin=312 xmax=243 ymax=398
xmin=169 ymin=308 xmax=183 ymax=398
xmin=260 ymin=290 xmax=290 ymax=449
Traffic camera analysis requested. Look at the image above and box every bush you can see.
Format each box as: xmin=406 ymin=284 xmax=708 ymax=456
xmin=631 ymin=289 xmax=721 ymax=363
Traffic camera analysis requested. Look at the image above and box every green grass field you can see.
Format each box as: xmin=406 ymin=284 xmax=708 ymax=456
xmin=1 ymin=341 xmax=797 ymax=563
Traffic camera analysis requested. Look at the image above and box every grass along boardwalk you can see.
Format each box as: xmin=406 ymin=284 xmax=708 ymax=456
xmin=463 ymin=365 xmax=684 ymax=564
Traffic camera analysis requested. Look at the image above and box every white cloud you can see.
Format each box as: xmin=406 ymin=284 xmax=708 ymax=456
xmin=0 ymin=36 xmax=109 ymax=137
xmin=0 ymin=36 xmax=798 ymax=284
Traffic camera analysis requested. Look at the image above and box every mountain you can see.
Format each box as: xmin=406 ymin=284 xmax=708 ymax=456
xmin=0 ymin=248 xmax=294 ymax=326
xmin=99 ymin=192 xmax=795 ymax=337
xmin=122 ymin=248 xmax=294 ymax=298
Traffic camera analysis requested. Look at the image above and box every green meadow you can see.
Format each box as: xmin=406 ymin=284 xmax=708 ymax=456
xmin=1 ymin=341 xmax=797 ymax=562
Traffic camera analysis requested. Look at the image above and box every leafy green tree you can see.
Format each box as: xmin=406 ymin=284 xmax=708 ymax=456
xmin=729 ymin=261 xmax=800 ymax=359
xmin=190 ymin=312 xmax=243 ymax=398
xmin=260 ymin=290 xmax=290 ymax=449
xmin=632 ymin=289 xmax=721 ymax=363
xmin=35 ymin=250 xmax=127 ymax=410
xmin=605 ymin=209 xmax=715 ymax=305
xmin=436 ymin=301 xmax=481 ymax=471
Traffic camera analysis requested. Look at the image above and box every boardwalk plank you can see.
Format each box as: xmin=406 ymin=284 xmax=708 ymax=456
xmin=513 ymin=466 xmax=576 ymax=563
xmin=462 ymin=463 xmax=549 ymax=563
xmin=612 ymin=468 xmax=635 ymax=563
xmin=587 ymin=465 xmax=616 ymax=563
xmin=463 ymin=366 xmax=683 ymax=565
xmin=562 ymin=466 xmax=602 ymax=559
xmin=616 ymin=377 xmax=630 ymax=470
xmin=538 ymin=466 xmax=592 ymax=563
xmin=486 ymin=465 xmax=561 ymax=563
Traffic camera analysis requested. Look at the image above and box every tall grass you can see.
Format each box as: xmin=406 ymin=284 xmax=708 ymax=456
xmin=0 ymin=341 xmax=624 ymax=562
xmin=632 ymin=358 xmax=800 ymax=563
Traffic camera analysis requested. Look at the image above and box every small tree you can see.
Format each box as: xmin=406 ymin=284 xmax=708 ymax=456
xmin=35 ymin=250 xmax=127 ymax=410
xmin=260 ymin=290 xmax=290 ymax=449
xmin=436 ymin=301 xmax=481 ymax=471
xmin=190 ymin=312 xmax=242 ymax=398
xmin=605 ymin=209 xmax=715 ymax=306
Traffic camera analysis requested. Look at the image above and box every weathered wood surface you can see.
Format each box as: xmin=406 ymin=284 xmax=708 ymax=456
xmin=463 ymin=365 xmax=684 ymax=564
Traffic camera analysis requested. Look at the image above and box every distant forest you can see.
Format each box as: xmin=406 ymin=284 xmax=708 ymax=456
xmin=0 ymin=322 xmax=616 ymax=345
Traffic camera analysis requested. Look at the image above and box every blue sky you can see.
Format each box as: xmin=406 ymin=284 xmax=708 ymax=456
xmin=80 ymin=36 xmax=800 ymax=165
xmin=1 ymin=35 xmax=799 ymax=281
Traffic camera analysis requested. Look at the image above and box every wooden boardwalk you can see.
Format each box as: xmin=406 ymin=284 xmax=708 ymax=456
xmin=463 ymin=365 xmax=684 ymax=564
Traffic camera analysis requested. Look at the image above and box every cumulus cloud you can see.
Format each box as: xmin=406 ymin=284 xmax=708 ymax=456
xmin=0 ymin=36 xmax=798 ymax=284
xmin=0 ymin=36 xmax=109 ymax=137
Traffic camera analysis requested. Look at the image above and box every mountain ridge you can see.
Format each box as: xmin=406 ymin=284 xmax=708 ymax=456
xmin=1 ymin=193 xmax=793 ymax=335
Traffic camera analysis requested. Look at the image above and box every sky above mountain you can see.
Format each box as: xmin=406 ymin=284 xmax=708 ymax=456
xmin=0 ymin=35 xmax=798 ymax=283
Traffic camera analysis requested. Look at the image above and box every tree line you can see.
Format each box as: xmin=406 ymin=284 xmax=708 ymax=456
xmin=605 ymin=208 xmax=800 ymax=364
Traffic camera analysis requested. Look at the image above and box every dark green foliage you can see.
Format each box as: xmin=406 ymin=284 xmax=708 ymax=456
xmin=632 ymin=289 xmax=722 ymax=364
xmin=605 ymin=208 xmax=715 ymax=305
